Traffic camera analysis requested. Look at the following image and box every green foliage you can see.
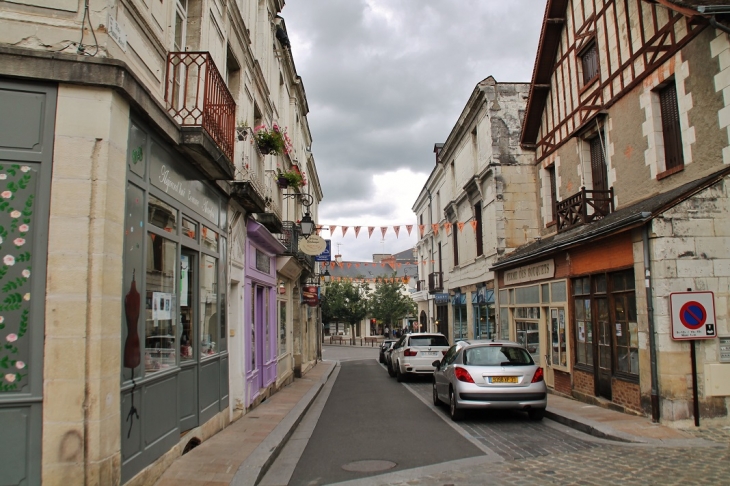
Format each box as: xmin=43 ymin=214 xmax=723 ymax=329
xmin=321 ymin=280 xmax=370 ymax=328
xmin=278 ymin=170 xmax=305 ymax=189
xmin=254 ymin=126 xmax=286 ymax=155
xmin=369 ymin=273 xmax=417 ymax=327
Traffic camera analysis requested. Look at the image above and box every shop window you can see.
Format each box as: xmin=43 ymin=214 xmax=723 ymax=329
xmin=182 ymin=217 xmax=197 ymax=240
xmin=499 ymin=308 xmax=509 ymax=339
xmin=613 ymin=270 xmax=638 ymax=375
xmin=202 ymin=226 xmax=218 ymax=252
xmin=148 ymin=194 xmax=178 ymax=233
xmin=551 ymin=308 xmax=567 ymax=367
xmin=516 ymin=321 xmax=539 ymax=362
xmin=574 ymin=276 xmax=593 ymax=367
xmin=200 ymin=254 xmax=218 ymax=357
xmin=145 ymin=234 xmax=177 ymax=373
xmin=551 ymin=281 xmax=567 ymax=302
xmin=453 ymin=302 xmax=467 ymax=340
xmin=179 ymin=254 xmax=194 ymax=361
xmin=515 ymin=285 xmax=539 ymax=304
xmin=279 ymin=300 xmax=287 ymax=356
xmin=541 ymin=284 xmax=549 ymax=303
xmin=473 ymin=303 xmax=494 ymax=339
xmin=250 ymin=285 xmax=256 ymax=371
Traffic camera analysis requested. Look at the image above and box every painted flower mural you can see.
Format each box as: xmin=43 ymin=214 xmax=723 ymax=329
xmin=0 ymin=163 xmax=34 ymax=392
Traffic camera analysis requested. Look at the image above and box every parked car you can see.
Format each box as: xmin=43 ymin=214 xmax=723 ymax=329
xmin=389 ymin=333 xmax=450 ymax=382
xmin=379 ymin=339 xmax=397 ymax=363
xmin=432 ymin=339 xmax=547 ymax=422
xmin=384 ymin=341 xmax=397 ymax=370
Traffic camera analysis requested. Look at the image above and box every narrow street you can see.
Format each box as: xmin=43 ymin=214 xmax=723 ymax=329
xmin=256 ymin=347 xmax=730 ymax=486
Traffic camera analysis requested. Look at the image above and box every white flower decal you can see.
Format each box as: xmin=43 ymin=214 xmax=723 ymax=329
xmin=1 ymin=191 xmax=12 ymax=199
xmin=0 ymin=174 xmax=6 ymax=180
xmin=15 ymin=361 xmax=25 ymax=370
xmin=23 ymin=293 xmax=30 ymax=301
xmin=0 ymin=316 xmax=3 ymax=323
xmin=3 ymin=255 xmax=15 ymax=266
xmin=18 ymin=224 xmax=29 ymax=233
xmin=13 ymin=238 xmax=25 ymax=247
xmin=10 ymin=210 xmax=21 ymax=218
xmin=20 ymin=166 xmax=30 ymax=172
xmin=22 ymin=269 xmax=30 ymax=278
xmin=6 ymin=333 xmax=17 ymax=342
xmin=4 ymin=374 xmax=16 ymax=383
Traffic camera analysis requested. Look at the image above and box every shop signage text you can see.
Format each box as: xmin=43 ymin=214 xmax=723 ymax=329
xmin=504 ymin=259 xmax=555 ymax=285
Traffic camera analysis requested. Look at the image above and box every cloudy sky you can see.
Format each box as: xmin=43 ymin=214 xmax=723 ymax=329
xmin=283 ymin=0 xmax=546 ymax=262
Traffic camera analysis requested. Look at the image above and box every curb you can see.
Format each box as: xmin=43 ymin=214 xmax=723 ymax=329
xmin=231 ymin=361 xmax=338 ymax=486
xmin=544 ymin=409 xmax=635 ymax=443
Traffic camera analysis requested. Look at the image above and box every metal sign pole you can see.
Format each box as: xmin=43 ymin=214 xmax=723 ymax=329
xmin=690 ymin=339 xmax=700 ymax=427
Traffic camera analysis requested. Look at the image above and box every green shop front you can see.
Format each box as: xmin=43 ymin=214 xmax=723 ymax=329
xmin=120 ymin=118 xmax=229 ymax=481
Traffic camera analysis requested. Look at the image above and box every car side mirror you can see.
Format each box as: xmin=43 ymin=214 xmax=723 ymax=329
xmin=432 ymin=360 xmax=441 ymax=368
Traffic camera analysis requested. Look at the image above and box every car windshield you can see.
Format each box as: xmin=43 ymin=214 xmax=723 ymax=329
xmin=409 ymin=336 xmax=449 ymax=347
xmin=463 ymin=346 xmax=534 ymax=366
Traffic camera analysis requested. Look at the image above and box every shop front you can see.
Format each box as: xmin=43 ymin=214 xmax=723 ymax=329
xmin=434 ymin=292 xmax=449 ymax=336
xmin=452 ymin=291 xmax=468 ymax=341
xmin=473 ymin=285 xmax=495 ymax=339
xmin=120 ymin=118 xmax=229 ymax=481
xmin=244 ymin=219 xmax=284 ymax=407
xmin=495 ymin=232 xmax=639 ymax=406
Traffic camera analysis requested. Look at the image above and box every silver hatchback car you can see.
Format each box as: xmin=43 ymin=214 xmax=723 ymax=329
xmin=432 ymin=340 xmax=547 ymax=421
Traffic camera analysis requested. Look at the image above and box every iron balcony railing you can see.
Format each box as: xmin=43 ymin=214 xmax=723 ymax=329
xmin=277 ymin=222 xmax=315 ymax=271
xmin=164 ymin=52 xmax=235 ymax=162
xmin=428 ymin=272 xmax=443 ymax=293
xmin=556 ymin=187 xmax=615 ymax=232
xmin=416 ymin=280 xmax=425 ymax=291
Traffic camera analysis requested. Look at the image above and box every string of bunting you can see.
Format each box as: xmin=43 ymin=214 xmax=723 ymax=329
xmin=315 ymin=221 xmax=479 ymax=239
xmin=326 ymin=261 xmax=435 ymax=268
xmin=326 ymin=276 xmax=412 ymax=284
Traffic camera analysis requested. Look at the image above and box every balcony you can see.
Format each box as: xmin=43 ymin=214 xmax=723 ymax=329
xmin=428 ymin=272 xmax=443 ymax=293
xmin=416 ymin=280 xmax=426 ymax=292
xmin=165 ymin=52 xmax=235 ymax=180
xmin=277 ymin=221 xmax=314 ymax=272
xmin=556 ymin=187 xmax=614 ymax=233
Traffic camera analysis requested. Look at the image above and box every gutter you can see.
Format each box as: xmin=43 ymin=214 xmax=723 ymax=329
xmin=642 ymin=224 xmax=661 ymax=423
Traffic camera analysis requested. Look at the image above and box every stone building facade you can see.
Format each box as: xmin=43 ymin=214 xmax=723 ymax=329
xmin=492 ymin=0 xmax=730 ymax=424
xmin=0 ymin=0 xmax=322 ymax=484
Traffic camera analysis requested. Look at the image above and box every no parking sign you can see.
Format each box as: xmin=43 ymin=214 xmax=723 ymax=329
xmin=670 ymin=292 xmax=717 ymax=340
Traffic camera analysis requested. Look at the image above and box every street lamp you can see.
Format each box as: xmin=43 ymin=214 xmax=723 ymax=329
xmin=300 ymin=211 xmax=314 ymax=236
xmin=283 ymin=192 xmax=315 ymax=238
xmin=323 ymin=269 xmax=331 ymax=283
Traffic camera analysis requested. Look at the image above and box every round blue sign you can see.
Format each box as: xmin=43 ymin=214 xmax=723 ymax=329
xmin=679 ymin=301 xmax=706 ymax=330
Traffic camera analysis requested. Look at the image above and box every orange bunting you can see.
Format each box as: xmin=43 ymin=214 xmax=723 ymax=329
xmin=457 ymin=222 xmax=465 ymax=232
xmin=419 ymin=225 xmax=425 ymax=237
xmin=342 ymin=226 xmax=349 ymax=237
xmin=355 ymin=263 xmax=360 ymax=267
xmin=444 ymin=222 xmax=452 ymax=235
xmin=393 ymin=226 xmax=400 ymax=238
xmin=406 ymin=225 xmax=413 ymax=236
xmin=354 ymin=226 xmax=361 ymax=238
xmin=470 ymin=220 xmax=478 ymax=231
xmin=368 ymin=227 xmax=375 ymax=238
xmin=347 ymin=262 xmax=352 ymax=268
xmin=329 ymin=225 xmax=337 ymax=234
xmin=432 ymin=224 xmax=439 ymax=236
xmin=381 ymin=226 xmax=388 ymax=239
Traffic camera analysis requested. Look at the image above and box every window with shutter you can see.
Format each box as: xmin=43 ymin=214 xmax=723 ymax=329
xmin=580 ymin=42 xmax=599 ymax=85
xmin=659 ymin=83 xmax=683 ymax=172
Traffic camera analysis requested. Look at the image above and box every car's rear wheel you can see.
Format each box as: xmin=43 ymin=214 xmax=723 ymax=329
xmin=528 ymin=408 xmax=545 ymax=421
xmin=449 ymin=388 xmax=464 ymax=421
xmin=387 ymin=362 xmax=396 ymax=377
xmin=396 ymin=364 xmax=406 ymax=382
xmin=432 ymin=382 xmax=442 ymax=406
xmin=379 ymin=354 xmax=384 ymax=364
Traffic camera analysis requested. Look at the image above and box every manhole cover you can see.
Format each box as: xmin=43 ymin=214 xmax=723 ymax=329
xmin=341 ymin=460 xmax=397 ymax=472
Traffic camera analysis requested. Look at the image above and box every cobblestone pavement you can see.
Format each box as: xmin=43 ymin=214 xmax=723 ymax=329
xmin=332 ymin=380 xmax=730 ymax=486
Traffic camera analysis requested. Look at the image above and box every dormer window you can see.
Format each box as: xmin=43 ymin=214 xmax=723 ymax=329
xmin=580 ymin=41 xmax=599 ymax=86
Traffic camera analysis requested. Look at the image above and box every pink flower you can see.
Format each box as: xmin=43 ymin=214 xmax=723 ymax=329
xmin=0 ymin=174 xmax=6 ymax=180
xmin=4 ymin=374 xmax=16 ymax=383
xmin=13 ymin=238 xmax=25 ymax=247
xmin=23 ymin=293 xmax=30 ymax=301
xmin=1 ymin=191 xmax=11 ymax=199
xmin=0 ymin=316 xmax=3 ymax=324
xmin=19 ymin=224 xmax=29 ymax=233
xmin=6 ymin=333 xmax=18 ymax=342
xmin=22 ymin=269 xmax=30 ymax=278
xmin=20 ymin=166 xmax=30 ymax=172
xmin=3 ymin=255 xmax=15 ymax=266
xmin=10 ymin=211 xmax=20 ymax=218
xmin=15 ymin=361 xmax=25 ymax=370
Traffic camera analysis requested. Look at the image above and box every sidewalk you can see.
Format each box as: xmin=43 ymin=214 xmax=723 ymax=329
xmin=154 ymin=356 xmax=724 ymax=486
xmin=154 ymin=360 xmax=336 ymax=486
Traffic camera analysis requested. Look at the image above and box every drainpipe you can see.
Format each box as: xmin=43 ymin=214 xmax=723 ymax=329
xmin=642 ymin=223 xmax=660 ymax=422
xmin=710 ymin=16 xmax=730 ymax=35
xmin=426 ymin=187 xmax=435 ymax=333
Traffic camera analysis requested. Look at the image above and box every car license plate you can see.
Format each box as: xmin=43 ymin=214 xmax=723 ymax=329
xmin=490 ymin=376 xmax=518 ymax=384
xmin=423 ymin=351 xmax=437 ymax=356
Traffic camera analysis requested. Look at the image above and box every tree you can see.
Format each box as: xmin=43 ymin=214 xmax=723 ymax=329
xmin=369 ymin=273 xmax=417 ymax=331
xmin=321 ymin=280 xmax=369 ymax=343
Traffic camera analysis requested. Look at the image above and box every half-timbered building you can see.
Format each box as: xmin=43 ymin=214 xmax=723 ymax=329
xmin=493 ymin=0 xmax=730 ymax=424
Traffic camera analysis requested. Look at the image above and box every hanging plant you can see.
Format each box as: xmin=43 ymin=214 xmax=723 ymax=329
xmin=253 ymin=124 xmax=293 ymax=155
xmin=277 ymin=169 xmax=307 ymax=189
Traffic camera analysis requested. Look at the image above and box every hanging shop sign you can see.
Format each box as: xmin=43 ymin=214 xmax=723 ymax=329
xmin=314 ymin=239 xmax=332 ymax=262
xmin=503 ymin=259 xmax=555 ymax=286
xmin=149 ymin=141 xmax=221 ymax=226
xmin=302 ymin=285 xmax=319 ymax=307
xmin=299 ymin=234 xmax=327 ymax=255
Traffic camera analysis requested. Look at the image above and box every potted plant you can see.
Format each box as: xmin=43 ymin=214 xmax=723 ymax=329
xmin=236 ymin=120 xmax=250 ymax=141
xmin=254 ymin=124 xmax=292 ymax=155
xmin=277 ymin=169 xmax=306 ymax=189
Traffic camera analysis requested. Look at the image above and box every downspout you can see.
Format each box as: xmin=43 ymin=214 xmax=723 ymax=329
xmin=710 ymin=16 xmax=730 ymax=36
xmin=426 ymin=187 xmax=434 ymax=332
xmin=642 ymin=223 xmax=660 ymax=422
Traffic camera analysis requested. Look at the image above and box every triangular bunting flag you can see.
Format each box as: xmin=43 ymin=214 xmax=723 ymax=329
xmin=381 ymin=262 xmax=385 ymax=267
xmin=457 ymin=222 xmax=465 ymax=232
xmin=347 ymin=263 xmax=352 ymax=268
xmin=432 ymin=224 xmax=439 ymax=236
xmin=470 ymin=220 xmax=478 ymax=231
xmin=368 ymin=227 xmax=375 ymax=238
xmin=419 ymin=225 xmax=425 ymax=237
xmin=354 ymin=226 xmax=361 ymax=238
xmin=393 ymin=226 xmax=400 ymax=238
xmin=381 ymin=226 xmax=388 ymax=239
xmin=338 ymin=262 xmax=344 ymax=268
xmin=444 ymin=222 xmax=452 ymax=235
xmin=355 ymin=263 xmax=360 ymax=267
xmin=329 ymin=225 xmax=337 ymax=234
xmin=342 ymin=226 xmax=349 ymax=237
xmin=406 ymin=225 xmax=413 ymax=236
